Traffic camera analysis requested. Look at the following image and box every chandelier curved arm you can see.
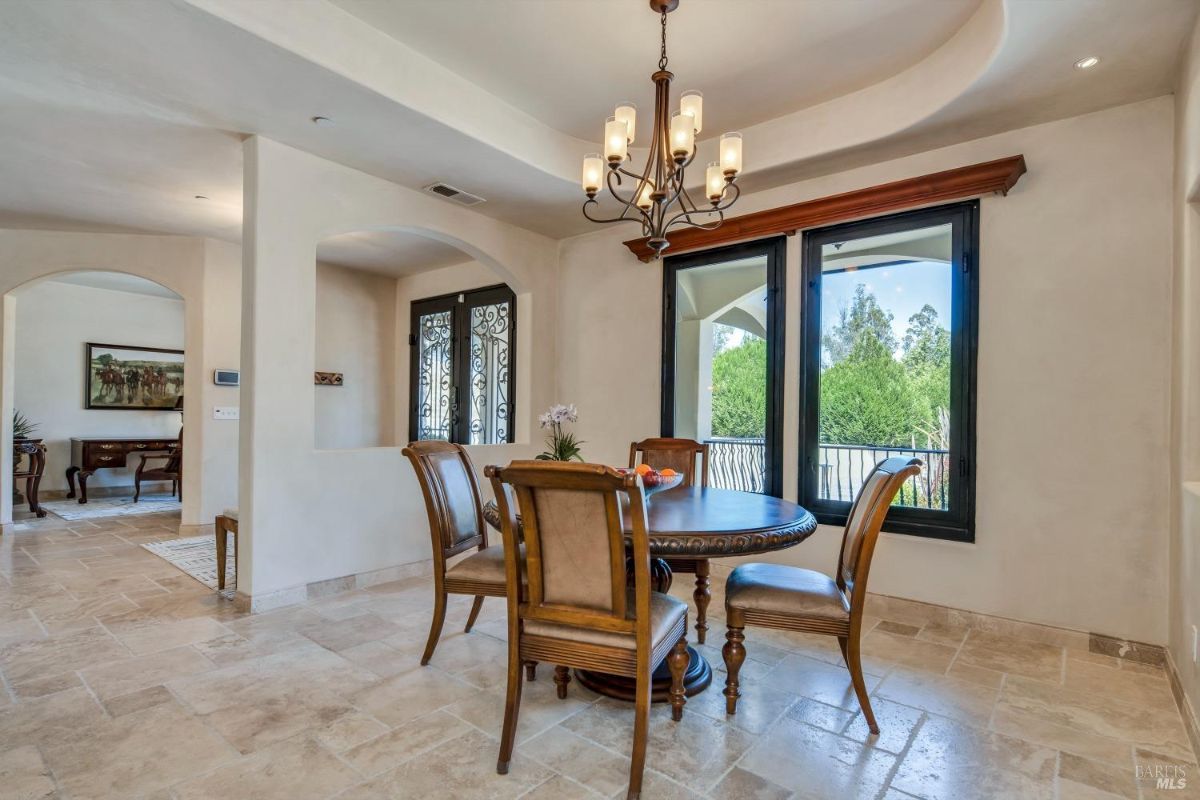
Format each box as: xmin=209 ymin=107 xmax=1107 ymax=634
xmin=582 ymin=198 xmax=648 ymax=226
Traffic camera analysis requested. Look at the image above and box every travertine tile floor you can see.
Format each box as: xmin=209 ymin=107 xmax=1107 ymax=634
xmin=0 ymin=511 xmax=1196 ymax=799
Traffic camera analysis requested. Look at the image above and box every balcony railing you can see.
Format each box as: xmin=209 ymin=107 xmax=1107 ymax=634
xmin=705 ymin=437 xmax=767 ymax=494
xmin=704 ymin=438 xmax=951 ymax=510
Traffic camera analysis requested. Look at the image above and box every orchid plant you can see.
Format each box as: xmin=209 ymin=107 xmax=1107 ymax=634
xmin=535 ymin=403 xmax=584 ymax=462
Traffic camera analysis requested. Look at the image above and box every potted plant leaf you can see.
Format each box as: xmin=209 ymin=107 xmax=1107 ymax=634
xmin=12 ymin=410 xmax=40 ymax=505
xmin=535 ymin=404 xmax=584 ymax=461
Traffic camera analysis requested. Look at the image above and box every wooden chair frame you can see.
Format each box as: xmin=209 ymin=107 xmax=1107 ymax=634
xmin=629 ymin=437 xmax=713 ymax=643
xmin=487 ymin=461 xmax=688 ymax=800
xmin=134 ymin=438 xmax=181 ymax=502
xmin=403 ymin=441 xmax=518 ymax=669
xmin=723 ymin=457 xmax=922 ymax=733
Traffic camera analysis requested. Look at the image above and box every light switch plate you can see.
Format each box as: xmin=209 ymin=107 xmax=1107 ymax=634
xmin=213 ymin=406 xmax=239 ymax=420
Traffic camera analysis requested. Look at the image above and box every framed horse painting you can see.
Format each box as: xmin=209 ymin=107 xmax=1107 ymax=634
xmin=85 ymin=343 xmax=185 ymax=411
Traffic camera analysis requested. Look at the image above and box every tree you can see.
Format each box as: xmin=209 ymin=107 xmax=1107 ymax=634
xmin=902 ymin=304 xmax=950 ymax=372
xmin=710 ymin=335 xmax=766 ymax=438
xmin=819 ymin=331 xmax=924 ymax=446
xmin=823 ymin=284 xmax=898 ymax=366
xmin=902 ymin=304 xmax=951 ymax=443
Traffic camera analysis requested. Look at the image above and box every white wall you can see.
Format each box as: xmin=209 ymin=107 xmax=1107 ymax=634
xmin=240 ymin=137 xmax=559 ymax=601
xmin=558 ymin=96 xmax=1175 ymax=644
xmin=1169 ymin=15 xmax=1200 ymax=719
xmin=0 ymin=231 xmax=241 ymax=530
xmin=314 ymin=261 xmax=397 ymax=450
xmin=12 ymin=279 xmax=185 ymax=492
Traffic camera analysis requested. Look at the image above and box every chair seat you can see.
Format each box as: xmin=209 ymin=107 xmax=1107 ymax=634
xmin=524 ymin=591 xmax=687 ymax=651
xmin=445 ymin=544 xmax=511 ymax=588
xmin=221 ymin=509 xmax=239 ymax=521
xmin=725 ymin=564 xmax=849 ymax=622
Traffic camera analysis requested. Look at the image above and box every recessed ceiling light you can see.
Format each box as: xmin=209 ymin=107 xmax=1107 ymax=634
xmin=311 ymin=116 xmax=334 ymax=127
xmin=193 ymin=195 xmax=209 ymax=200
xmin=1074 ymin=56 xmax=1100 ymax=70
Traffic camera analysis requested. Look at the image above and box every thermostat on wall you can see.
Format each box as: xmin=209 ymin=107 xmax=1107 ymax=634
xmin=213 ymin=369 xmax=239 ymax=386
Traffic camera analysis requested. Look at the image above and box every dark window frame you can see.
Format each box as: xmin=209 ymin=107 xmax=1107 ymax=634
xmin=800 ymin=201 xmax=978 ymax=542
xmin=661 ymin=237 xmax=787 ymax=498
xmin=408 ymin=283 xmax=517 ymax=445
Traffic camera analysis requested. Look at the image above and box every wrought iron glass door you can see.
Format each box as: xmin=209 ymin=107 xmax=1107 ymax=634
xmin=409 ymin=285 xmax=516 ymax=445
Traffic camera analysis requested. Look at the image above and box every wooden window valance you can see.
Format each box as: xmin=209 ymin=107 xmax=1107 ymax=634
xmin=623 ymin=155 xmax=1027 ymax=262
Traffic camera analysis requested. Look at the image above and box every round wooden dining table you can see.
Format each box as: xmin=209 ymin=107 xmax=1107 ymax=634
xmin=485 ymin=485 xmax=818 ymax=702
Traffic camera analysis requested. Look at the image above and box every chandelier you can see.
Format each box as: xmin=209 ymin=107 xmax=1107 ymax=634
xmin=580 ymin=0 xmax=742 ymax=257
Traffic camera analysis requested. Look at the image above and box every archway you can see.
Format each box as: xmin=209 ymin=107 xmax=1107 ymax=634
xmin=3 ymin=271 xmax=187 ymax=524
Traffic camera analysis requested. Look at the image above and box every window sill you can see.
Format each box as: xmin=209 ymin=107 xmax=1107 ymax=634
xmin=812 ymin=510 xmax=974 ymax=544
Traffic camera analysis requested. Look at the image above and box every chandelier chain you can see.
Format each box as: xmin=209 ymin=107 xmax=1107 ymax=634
xmin=659 ymin=10 xmax=668 ymax=71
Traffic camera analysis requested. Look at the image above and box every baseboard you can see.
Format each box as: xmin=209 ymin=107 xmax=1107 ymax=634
xmin=1166 ymin=649 xmax=1200 ymax=761
xmin=232 ymin=557 xmax=434 ymax=614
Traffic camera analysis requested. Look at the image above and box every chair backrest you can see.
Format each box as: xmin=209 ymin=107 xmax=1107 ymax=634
xmin=628 ymin=437 xmax=709 ymax=488
xmin=835 ymin=456 xmax=923 ymax=614
xmin=486 ymin=461 xmax=652 ymax=644
xmin=402 ymin=441 xmax=487 ymax=568
xmin=165 ymin=426 xmax=183 ymax=472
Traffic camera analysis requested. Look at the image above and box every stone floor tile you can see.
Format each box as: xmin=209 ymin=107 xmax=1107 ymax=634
xmin=763 ymin=654 xmax=881 ymax=711
xmin=172 ymin=735 xmax=359 ymax=800
xmin=955 ymin=629 xmax=1064 ymax=683
xmin=890 ymin=714 xmax=1056 ymax=800
xmin=523 ymin=727 xmax=631 ymax=797
xmin=341 ymin=709 xmax=474 ymax=778
xmin=738 ymin=714 xmax=895 ymax=799
xmin=519 ymin=774 xmax=605 ymax=799
xmin=80 ymin=645 xmax=213 ymax=699
xmin=42 ymin=701 xmax=236 ymax=799
xmin=444 ymin=673 xmax=597 ymax=745
xmin=338 ymin=729 xmax=551 ymax=800
xmin=1059 ymin=751 xmax=1139 ymax=799
xmin=351 ymin=664 xmax=480 ymax=728
xmin=707 ymin=766 xmax=792 ymax=800
xmin=0 ymin=744 xmax=56 ymax=799
xmin=875 ymin=668 xmax=998 ymax=727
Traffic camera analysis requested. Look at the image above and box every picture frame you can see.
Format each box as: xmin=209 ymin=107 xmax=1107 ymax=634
xmin=85 ymin=342 xmax=185 ymax=411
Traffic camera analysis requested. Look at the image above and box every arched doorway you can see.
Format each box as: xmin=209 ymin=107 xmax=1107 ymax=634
xmin=5 ymin=271 xmax=186 ymax=524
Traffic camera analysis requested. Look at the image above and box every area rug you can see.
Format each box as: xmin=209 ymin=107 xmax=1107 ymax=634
xmin=39 ymin=493 xmax=181 ymax=521
xmin=142 ymin=535 xmax=235 ymax=591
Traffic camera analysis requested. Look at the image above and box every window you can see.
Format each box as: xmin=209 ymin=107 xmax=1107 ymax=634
xmin=661 ymin=238 xmax=786 ymax=496
xmin=801 ymin=202 xmax=977 ymax=541
xmin=409 ymin=284 xmax=516 ymax=445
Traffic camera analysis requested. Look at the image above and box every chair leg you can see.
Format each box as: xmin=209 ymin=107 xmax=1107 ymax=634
xmin=524 ymin=661 xmax=537 ymax=681
xmin=133 ymin=478 xmax=141 ymax=503
xmin=553 ymin=665 xmax=571 ymax=699
xmin=722 ymin=626 xmax=746 ymax=715
xmin=843 ymin=635 xmax=878 ymax=734
xmin=497 ymin=641 xmax=524 ymax=775
xmin=215 ymin=524 xmax=227 ymax=591
xmin=421 ymin=590 xmax=448 ymax=666
xmin=627 ymin=666 xmax=651 ymax=800
xmin=464 ymin=595 xmax=485 ymax=633
xmin=693 ymin=559 xmax=711 ymax=645
xmin=667 ymin=636 xmax=688 ymax=721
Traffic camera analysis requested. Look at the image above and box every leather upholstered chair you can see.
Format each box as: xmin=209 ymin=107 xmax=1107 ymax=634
xmin=404 ymin=441 xmax=529 ymax=671
xmin=487 ymin=461 xmax=689 ymax=800
xmin=722 ymin=456 xmax=922 ymax=734
xmin=628 ymin=437 xmax=712 ymax=643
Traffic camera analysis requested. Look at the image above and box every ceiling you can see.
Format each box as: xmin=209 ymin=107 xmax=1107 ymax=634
xmin=0 ymin=0 xmax=1196 ymax=274
xmin=38 ymin=272 xmax=182 ymax=300
xmin=328 ymin=0 xmax=982 ymax=142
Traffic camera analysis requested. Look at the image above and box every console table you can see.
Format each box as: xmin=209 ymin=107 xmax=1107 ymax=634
xmin=66 ymin=436 xmax=177 ymax=504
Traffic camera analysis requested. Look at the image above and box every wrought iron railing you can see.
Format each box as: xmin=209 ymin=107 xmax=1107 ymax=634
xmin=819 ymin=444 xmax=950 ymax=510
xmin=704 ymin=438 xmax=951 ymax=510
xmin=705 ymin=437 xmax=766 ymax=493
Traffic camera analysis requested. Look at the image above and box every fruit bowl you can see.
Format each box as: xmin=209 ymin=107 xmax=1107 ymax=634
xmin=621 ymin=465 xmax=685 ymax=498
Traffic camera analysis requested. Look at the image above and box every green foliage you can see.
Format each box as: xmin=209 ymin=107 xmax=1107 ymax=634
xmin=711 ymin=336 xmax=767 ymax=438
xmin=536 ymin=429 xmax=584 ymax=461
xmin=819 ymin=333 xmax=926 ymax=446
xmin=823 ymin=284 xmax=898 ymax=366
xmin=12 ymin=409 xmax=37 ymax=440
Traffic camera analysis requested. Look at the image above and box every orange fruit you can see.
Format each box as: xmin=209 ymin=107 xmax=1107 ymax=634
xmin=660 ymin=468 xmax=677 ymax=477
xmin=634 ymin=463 xmax=652 ymax=476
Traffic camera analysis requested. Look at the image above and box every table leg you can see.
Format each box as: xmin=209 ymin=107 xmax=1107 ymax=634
xmin=65 ymin=467 xmax=79 ymax=499
xmin=573 ymin=556 xmax=714 ymax=703
xmin=77 ymin=470 xmax=92 ymax=504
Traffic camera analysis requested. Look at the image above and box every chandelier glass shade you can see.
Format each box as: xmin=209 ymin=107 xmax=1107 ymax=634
xmin=580 ymin=0 xmax=742 ymax=257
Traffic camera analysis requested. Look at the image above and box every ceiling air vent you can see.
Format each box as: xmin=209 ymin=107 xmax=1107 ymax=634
xmin=423 ymin=182 xmax=486 ymax=207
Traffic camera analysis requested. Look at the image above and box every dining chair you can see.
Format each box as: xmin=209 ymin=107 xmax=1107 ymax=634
xmin=214 ymin=510 xmax=238 ymax=591
xmin=487 ymin=461 xmax=689 ymax=800
xmin=629 ymin=437 xmax=712 ymax=644
xmin=721 ymin=456 xmax=922 ymax=734
xmin=404 ymin=440 xmax=534 ymax=676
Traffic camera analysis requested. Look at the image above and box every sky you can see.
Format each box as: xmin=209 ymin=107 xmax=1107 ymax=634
xmin=821 ymin=260 xmax=952 ymax=356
